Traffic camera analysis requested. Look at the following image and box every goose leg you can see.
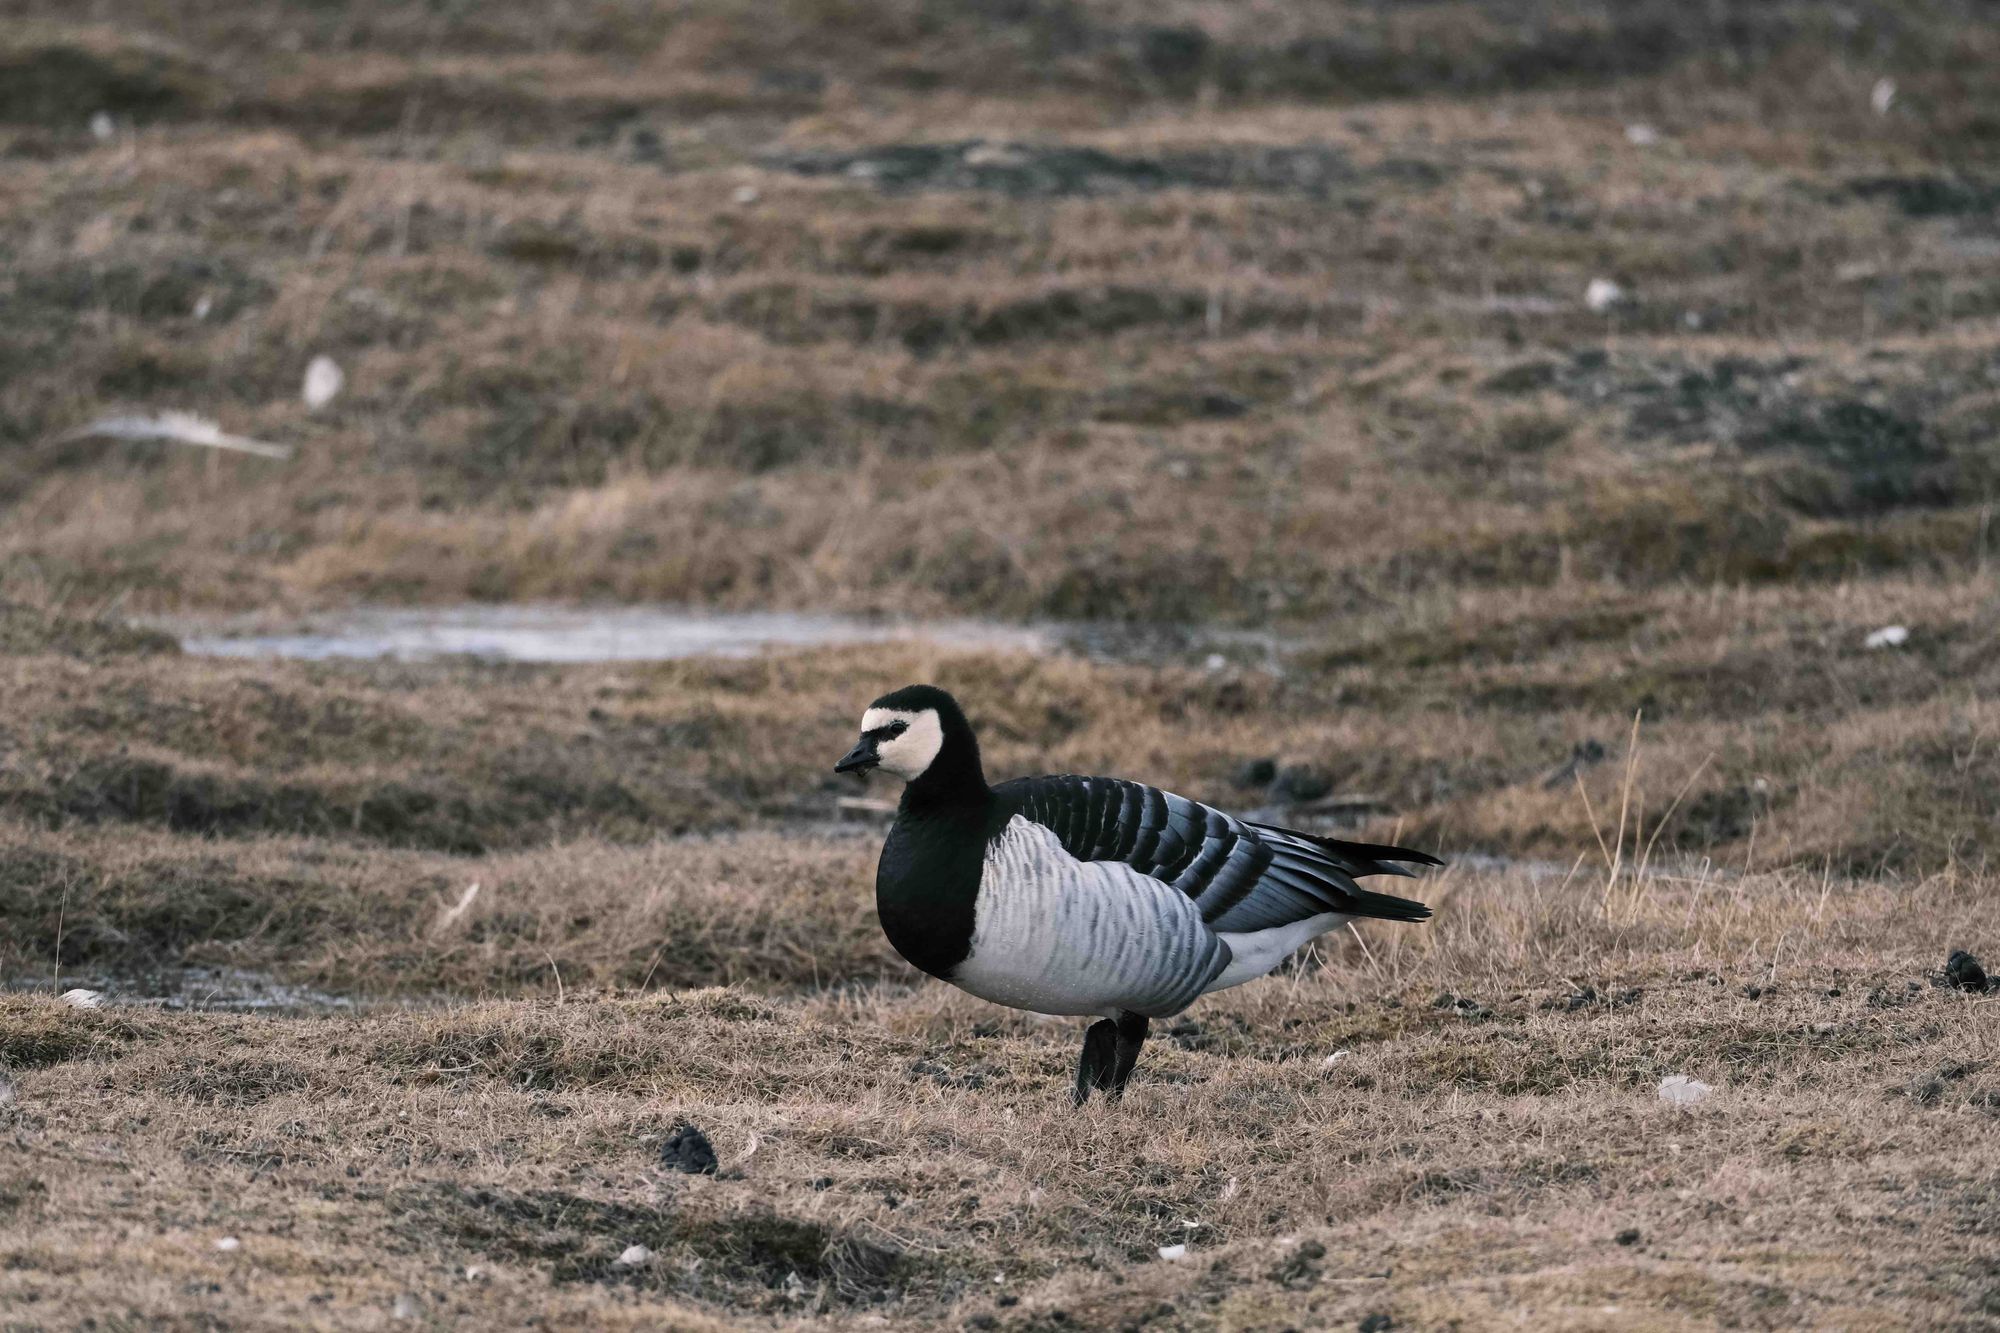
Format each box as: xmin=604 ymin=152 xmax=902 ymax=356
xmin=1108 ymin=1012 xmax=1149 ymax=1098
xmin=1073 ymin=1019 xmax=1119 ymax=1106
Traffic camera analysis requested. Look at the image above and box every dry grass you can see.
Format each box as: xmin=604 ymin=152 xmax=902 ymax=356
xmin=3 ymin=602 xmax=1999 ymax=1327
xmin=3 ymin=860 xmax=1995 ymax=1330
xmin=5 ymin=1 xmax=2000 ymax=618
xmin=5 ymin=0 xmax=2000 ymax=1326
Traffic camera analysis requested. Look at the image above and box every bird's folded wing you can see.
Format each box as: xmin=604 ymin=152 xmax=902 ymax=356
xmin=994 ymin=775 xmax=1435 ymax=934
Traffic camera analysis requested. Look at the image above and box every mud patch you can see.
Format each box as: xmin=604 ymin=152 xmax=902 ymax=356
xmin=0 ymin=30 xmax=221 ymax=123
xmin=770 ymin=140 xmax=1444 ymax=201
xmin=402 ymin=1184 xmax=914 ymax=1308
xmin=1540 ymin=352 xmax=1972 ymax=518
xmin=1743 ymin=400 xmax=1952 ymax=518
xmin=1846 ymin=176 xmax=2000 ymax=220
xmin=5 ymin=748 xmax=684 ymax=855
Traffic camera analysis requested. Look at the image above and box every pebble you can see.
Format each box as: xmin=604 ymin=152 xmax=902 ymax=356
xmin=661 ymin=1123 xmax=719 ymax=1175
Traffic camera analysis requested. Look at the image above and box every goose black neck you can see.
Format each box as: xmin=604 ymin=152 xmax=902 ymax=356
xmin=900 ymin=727 xmax=989 ymax=813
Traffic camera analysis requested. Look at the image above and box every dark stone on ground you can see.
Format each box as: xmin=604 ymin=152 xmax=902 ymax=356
xmin=1945 ymin=950 xmax=1990 ymax=993
xmin=1615 ymin=1228 xmax=1642 ymax=1246
xmin=660 ymin=1123 xmax=719 ymax=1175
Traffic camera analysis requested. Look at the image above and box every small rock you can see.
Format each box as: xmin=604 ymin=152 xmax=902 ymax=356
xmin=1624 ymin=123 xmax=1659 ymax=146
xmin=1585 ymin=277 xmax=1626 ymax=313
xmin=1864 ymin=625 xmax=1909 ymax=649
xmin=191 ymin=294 xmax=214 ymax=321
xmin=1871 ymin=77 xmax=1897 ymax=116
xmin=732 ymin=184 xmax=761 ymax=205
xmin=392 ymin=1294 xmax=420 ymax=1320
xmin=1944 ymin=950 xmax=1989 ymax=993
xmin=214 ymin=1236 xmax=241 ymax=1252
xmin=661 ymin=1122 xmax=719 ymax=1175
xmin=1359 ymin=1315 xmax=1395 ymax=1333
xmin=464 ymin=1265 xmax=487 ymax=1281
xmin=615 ymin=1244 xmax=654 ymax=1267
xmin=1233 ymin=757 xmax=1278 ymax=788
xmin=302 ymin=356 xmax=345 ymax=411
xmin=1157 ymin=1243 xmax=1188 ymax=1261
xmin=59 ymin=989 xmax=103 ymax=1009
xmin=1614 ymin=1228 xmax=1641 ymax=1246
xmin=89 ymin=111 xmax=115 ymax=141
xmin=1657 ymin=1075 xmax=1712 ymax=1106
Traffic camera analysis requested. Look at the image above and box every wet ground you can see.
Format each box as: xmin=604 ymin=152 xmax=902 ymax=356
xmin=162 ymin=603 xmax=1287 ymax=670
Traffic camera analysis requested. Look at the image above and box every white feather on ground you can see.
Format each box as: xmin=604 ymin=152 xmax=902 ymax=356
xmin=1658 ymin=1074 xmax=1713 ymax=1105
xmin=434 ymin=882 xmax=481 ymax=932
xmin=56 ymin=412 xmax=292 ymax=461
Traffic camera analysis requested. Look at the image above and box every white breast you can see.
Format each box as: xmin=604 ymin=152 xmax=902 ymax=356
xmin=950 ymin=816 xmax=1228 ymax=1018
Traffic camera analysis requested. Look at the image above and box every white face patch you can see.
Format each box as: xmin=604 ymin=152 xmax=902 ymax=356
xmin=860 ymin=706 xmax=943 ymax=781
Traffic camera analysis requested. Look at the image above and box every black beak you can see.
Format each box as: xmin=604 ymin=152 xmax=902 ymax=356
xmin=834 ymin=739 xmax=879 ymax=775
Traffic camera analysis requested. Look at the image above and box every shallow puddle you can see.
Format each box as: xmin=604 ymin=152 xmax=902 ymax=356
xmin=164 ymin=603 xmax=1285 ymax=669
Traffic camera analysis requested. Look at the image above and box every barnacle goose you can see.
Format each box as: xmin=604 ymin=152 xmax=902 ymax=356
xmin=834 ymin=684 xmax=1440 ymax=1105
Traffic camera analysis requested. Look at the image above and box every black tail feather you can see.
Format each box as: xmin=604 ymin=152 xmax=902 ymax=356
xmin=1342 ymin=886 xmax=1433 ymax=923
xmin=1246 ymin=825 xmax=1445 ymax=878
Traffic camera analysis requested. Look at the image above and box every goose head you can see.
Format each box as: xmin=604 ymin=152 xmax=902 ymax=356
xmin=834 ymin=684 xmax=984 ymax=792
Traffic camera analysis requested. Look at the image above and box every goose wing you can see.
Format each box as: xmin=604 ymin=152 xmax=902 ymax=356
xmin=992 ymin=775 xmax=1438 ymax=934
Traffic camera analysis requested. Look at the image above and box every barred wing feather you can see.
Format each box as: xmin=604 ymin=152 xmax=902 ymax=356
xmin=993 ymin=775 xmax=1436 ymax=935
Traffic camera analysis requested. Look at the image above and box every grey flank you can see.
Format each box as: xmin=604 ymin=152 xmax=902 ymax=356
xmin=957 ymin=817 xmax=1229 ymax=1018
